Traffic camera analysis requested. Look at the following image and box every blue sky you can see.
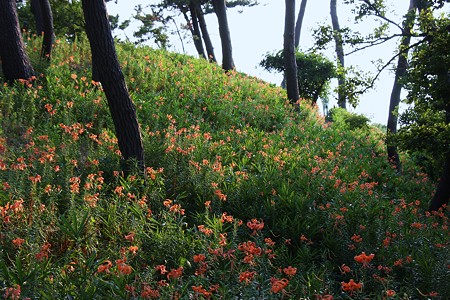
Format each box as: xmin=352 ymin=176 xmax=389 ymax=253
xmin=106 ymin=0 xmax=412 ymax=125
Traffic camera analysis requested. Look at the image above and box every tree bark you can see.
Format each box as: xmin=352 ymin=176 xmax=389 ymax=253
xmin=281 ymin=0 xmax=307 ymax=89
xmin=31 ymin=0 xmax=44 ymax=35
xmin=181 ymin=10 xmax=204 ymax=59
xmin=189 ymin=1 xmax=207 ymax=59
xmin=294 ymin=0 xmax=308 ymax=48
xmin=39 ymin=0 xmax=54 ymax=61
xmin=330 ymin=0 xmax=346 ymax=109
xmin=196 ymin=3 xmax=217 ymax=62
xmin=284 ymin=0 xmax=299 ymax=104
xmin=386 ymin=0 xmax=417 ymax=173
xmin=81 ymin=0 xmax=144 ymax=172
xmin=212 ymin=0 xmax=235 ymax=71
xmin=0 ymin=0 xmax=35 ymax=81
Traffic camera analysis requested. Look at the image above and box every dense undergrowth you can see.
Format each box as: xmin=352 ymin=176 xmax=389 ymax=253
xmin=0 ymin=36 xmax=448 ymax=299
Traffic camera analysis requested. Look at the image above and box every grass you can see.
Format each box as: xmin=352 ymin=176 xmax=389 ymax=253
xmin=0 ymin=35 xmax=448 ymax=299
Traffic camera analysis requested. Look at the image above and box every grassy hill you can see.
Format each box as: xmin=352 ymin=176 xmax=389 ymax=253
xmin=0 ymin=37 xmax=448 ymax=299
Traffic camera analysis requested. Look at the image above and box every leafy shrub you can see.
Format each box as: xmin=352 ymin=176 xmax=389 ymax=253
xmin=327 ymin=107 xmax=370 ymax=130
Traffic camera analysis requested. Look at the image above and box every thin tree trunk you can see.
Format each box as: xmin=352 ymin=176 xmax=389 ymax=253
xmin=294 ymin=0 xmax=308 ymax=48
xmin=189 ymin=1 xmax=206 ymax=59
xmin=212 ymin=0 xmax=235 ymax=71
xmin=312 ymin=81 xmax=325 ymax=105
xmin=39 ymin=0 xmax=54 ymax=61
xmin=196 ymin=3 xmax=216 ymax=62
xmin=31 ymin=0 xmax=44 ymax=35
xmin=330 ymin=0 xmax=346 ymax=109
xmin=181 ymin=10 xmax=204 ymax=59
xmin=81 ymin=0 xmax=144 ymax=172
xmin=0 ymin=0 xmax=35 ymax=81
xmin=281 ymin=0 xmax=307 ymax=88
xmin=284 ymin=0 xmax=299 ymax=104
xmin=386 ymin=0 xmax=417 ymax=173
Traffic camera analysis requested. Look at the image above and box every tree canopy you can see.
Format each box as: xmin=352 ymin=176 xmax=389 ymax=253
xmin=261 ymin=50 xmax=336 ymax=105
xmin=398 ymin=12 xmax=450 ymax=179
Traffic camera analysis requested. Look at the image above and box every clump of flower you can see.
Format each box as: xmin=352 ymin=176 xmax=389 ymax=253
xmin=341 ymin=279 xmax=362 ymax=295
xmin=246 ymin=218 xmax=264 ymax=235
xmin=271 ymin=278 xmax=289 ymax=293
xmin=354 ymin=252 xmax=375 ymax=268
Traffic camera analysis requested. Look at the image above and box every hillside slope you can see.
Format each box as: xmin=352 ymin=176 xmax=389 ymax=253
xmin=0 ymin=38 xmax=448 ymax=299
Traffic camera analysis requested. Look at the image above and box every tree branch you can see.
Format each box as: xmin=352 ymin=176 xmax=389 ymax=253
xmin=355 ymin=38 xmax=426 ymax=95
xmin=360 ymin=0 xmax=404 ymax=32
xmin=345 ymin=33 xmax=402 ymax=55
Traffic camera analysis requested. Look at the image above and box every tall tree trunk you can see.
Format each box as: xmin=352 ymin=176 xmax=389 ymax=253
xmin=39 ymin=0 xmax=54 ymax=61
xmin=196 ymin=3 xmax=216 ymax=62
xmin=81 ymin=0 xmax=144 ymax=172
xmin=429 ymin=146 xmax=450 ymax=211
xmin=386 ymin=0 xmax=417 ymax=173
xmin=330 ymin=0 xmax=346 ymax=109
xmin=212 ymin=0 xmax=235 ymax=71
xmin=30 ymin=0 xmax=44 ymax=35
xmin=284 ymin=0 xmax=299 ymax=104
xmin=181 ymin=10 xmax=205 ymax=59
xmin=189 ymin=1 xmax=206 ymax=59
xmin=281 ymin=0 xmax=307 ymax=89
xmin=0 ymin=0 xmax=35 ymax=81
xmin=294 ymin=0 xmax=308 ymax=48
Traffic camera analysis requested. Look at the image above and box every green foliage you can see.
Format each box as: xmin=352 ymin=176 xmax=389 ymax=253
xmin=224 ymin=0 xmax=259 ymax=8
xmin=336 ymin=65 xmax=374 ymax=108
xmin=17 ymin=0 xmax=125 ymax=42
xmin=327 ymin=107 xmax=370 ymax=130
xmin=134 ymin=0 xmax=259 ymax=49
xmin=343 ymin=0 xmax=388 ymax=22
xmin=109 ymin=14 xmax=132 ymax=39
xmin=311 ymin=0 xmax=409 ymax=108
xmin=202 ymin=0 xmax=259 ymax=14
xmin=371 ymin=122 xmax=387 ymax=133
xmin=312 ymin=24 xmax=365 ymax=51
xmin=260 ymin=50 xmax=336 ymax=104
xmin=0 ymin=36 xmax=448 ymax=299
xmin=15 ymin=1 xmax=34 ymax=32
xmin=398 ymin=12 xmax=450 ymax=178
xmin=132 ymin=5 xmax=171 ymax=48
xmin=17 ymin=0 xmax=86 ymax=41
xmin=49 ymin=0 xmax=85 ymax=41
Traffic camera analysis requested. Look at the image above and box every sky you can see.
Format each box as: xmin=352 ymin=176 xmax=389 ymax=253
xmin=106 ymin=0 xmax=412 ymax=125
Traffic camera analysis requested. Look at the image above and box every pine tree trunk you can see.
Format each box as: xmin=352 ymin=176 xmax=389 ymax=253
xmin=0 ymin=0 xmax=35 ymax=81
xmin=196 ymin=3 xmax=216 ymax=62
xmin=294 ymin=0 xmax=308 ymax=48
xmin=181 ymin=10 xmax=204 ymax=59
xmin=189 ymin=1 xmax=206 ymax=59
xmin=284 ymin=0 xmax=299 ymax=104
xmin=330 ymin=0 xmax=346 ymax=109
xmin=386 ymin=0 xmax=417 ymax=173
xmin=39 ymin=0 xmax=54 ymax=61
xmin=31 ymin=0 xmax=44 ymax=35
xmin=212 ymin=0 xmax=235 ymax=71
xmin=81 ymin=0 xmax=144 ymax=172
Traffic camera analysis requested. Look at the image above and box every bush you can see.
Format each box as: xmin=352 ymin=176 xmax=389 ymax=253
xmin=327 ymin=107 xmax=370 ymax=130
